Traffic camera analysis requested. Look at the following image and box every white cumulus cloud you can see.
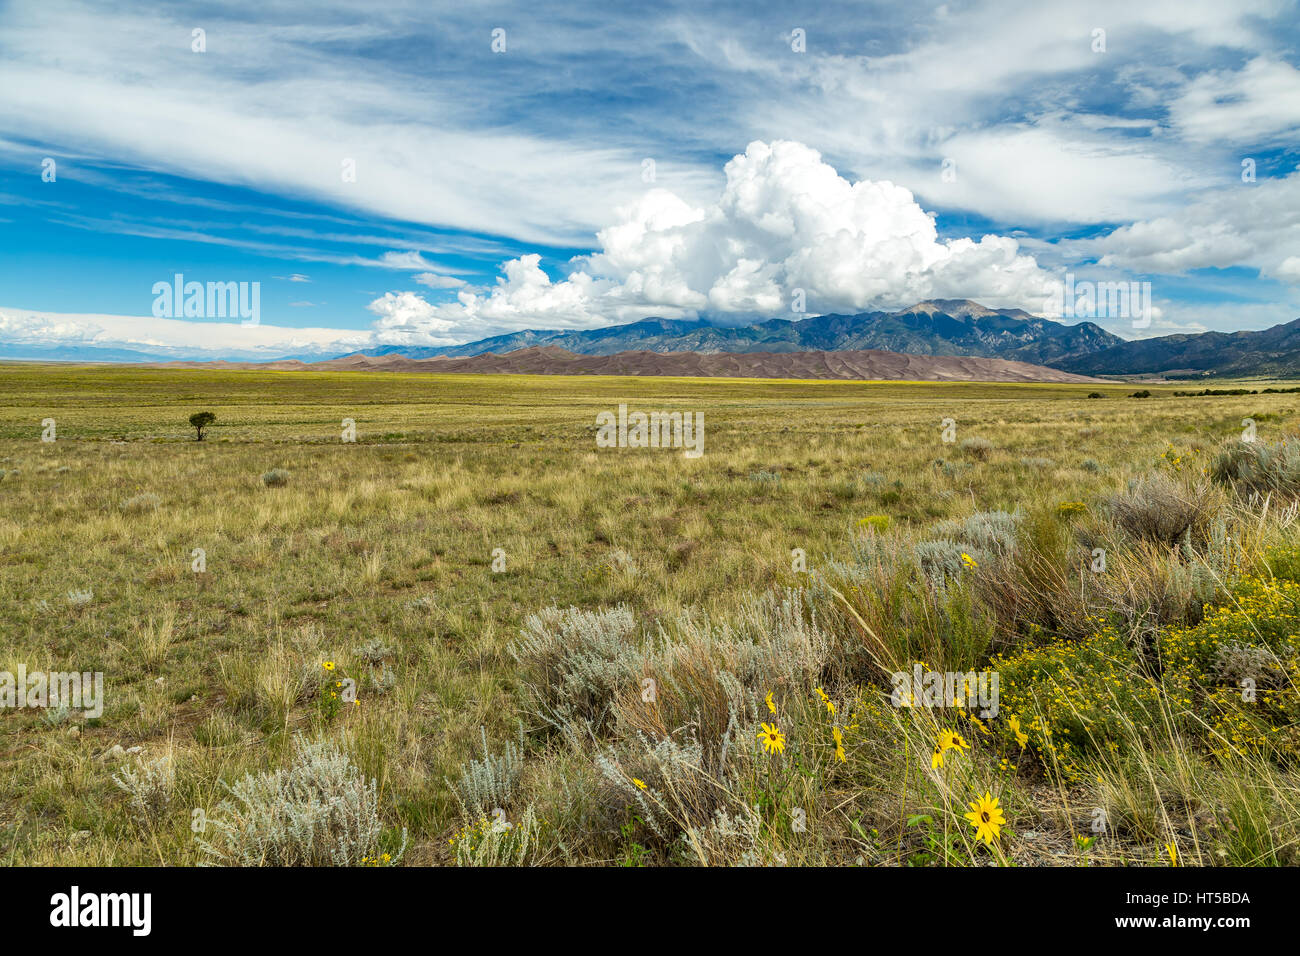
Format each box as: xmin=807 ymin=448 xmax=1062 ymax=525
xmin=370 ymin=140 xmax=1057 ymax=346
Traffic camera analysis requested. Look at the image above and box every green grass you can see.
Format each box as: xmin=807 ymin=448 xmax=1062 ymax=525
xmin=2 ymin=363 xmax=1298 ymax=866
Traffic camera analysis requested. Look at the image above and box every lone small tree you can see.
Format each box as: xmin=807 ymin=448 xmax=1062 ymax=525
xmin=189 ymin=411 xmax=216 ymax=441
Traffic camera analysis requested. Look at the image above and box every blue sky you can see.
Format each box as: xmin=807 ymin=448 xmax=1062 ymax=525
xmin=1 ymin=0 xmax=1298 ymax=360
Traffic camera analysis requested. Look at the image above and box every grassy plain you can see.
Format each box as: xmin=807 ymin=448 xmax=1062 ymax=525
xmin=1 ymin=364 xmax=1298 ymax=866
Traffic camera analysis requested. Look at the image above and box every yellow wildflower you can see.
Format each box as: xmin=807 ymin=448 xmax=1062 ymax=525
xmin=758 ymin=722 xmax=786 ymax=756
xmin=1007 ymin=714 xmax=1029 ymax=748
xmin=938 ymin=729 xmax=970 ymax=755
xmin=964 ymin=792 xmax=1006 ymax=844
xmin=815 ymin=687 xmax=835 ymax=716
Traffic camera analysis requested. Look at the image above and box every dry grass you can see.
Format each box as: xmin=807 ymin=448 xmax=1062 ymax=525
xmin=1 ymin=364 xmax=1298 ymax=866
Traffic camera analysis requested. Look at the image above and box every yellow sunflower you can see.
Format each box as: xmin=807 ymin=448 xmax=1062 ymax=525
xmin=938 ymin=729 xmax=970 ymax=755
xmin=758 ymin=722 xmax=786 ymax=756
xmin=964 ymin=792 xmax=1006 ymax=844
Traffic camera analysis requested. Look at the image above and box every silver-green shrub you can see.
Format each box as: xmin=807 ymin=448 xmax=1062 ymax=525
xmin=1211 ymin=438 xmax=1300 ymax=498
xmin=912 ymin=539 xmax=968 ymax=585
xmin=197 ymin=737 xmax=401 ymax=866
xmin=673 ymin=589 xmax=831 ymax=693
xmin=931 ymin=509 xmax=1019 ymax=556
xmin=510 ymin=605 xmax=643 ymax=735
xmin=112 ymin=753 xmax=174 ymax=828
xmin=683 ymin=805 xmax=767 ymax=867
xmin=451 ymin=725 xmax=524 ymax=817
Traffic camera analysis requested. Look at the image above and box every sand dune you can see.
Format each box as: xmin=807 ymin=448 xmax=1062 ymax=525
xmin=169 ymin=346 xmax=1104 ymax=383
xmin=155 ymin=346 xmax=1101 ymax=382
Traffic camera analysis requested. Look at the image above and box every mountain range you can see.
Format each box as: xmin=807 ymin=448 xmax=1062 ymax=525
xmin=1054 ymin=317 xmax=1300 ymax=378
xmin=7 ymin=299 xmax=1300 ymax=379
xmin=363 ymin=300 xmax=1122 ymax=367
xmin=356 ymin=300 xmax=1300 ymax=379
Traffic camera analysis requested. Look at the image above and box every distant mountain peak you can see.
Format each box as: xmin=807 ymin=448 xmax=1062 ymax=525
xmin=895 ymin=299 xmax=990 ymax=317
xmin=893 ymin=299 xmax=1032 ymax=320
